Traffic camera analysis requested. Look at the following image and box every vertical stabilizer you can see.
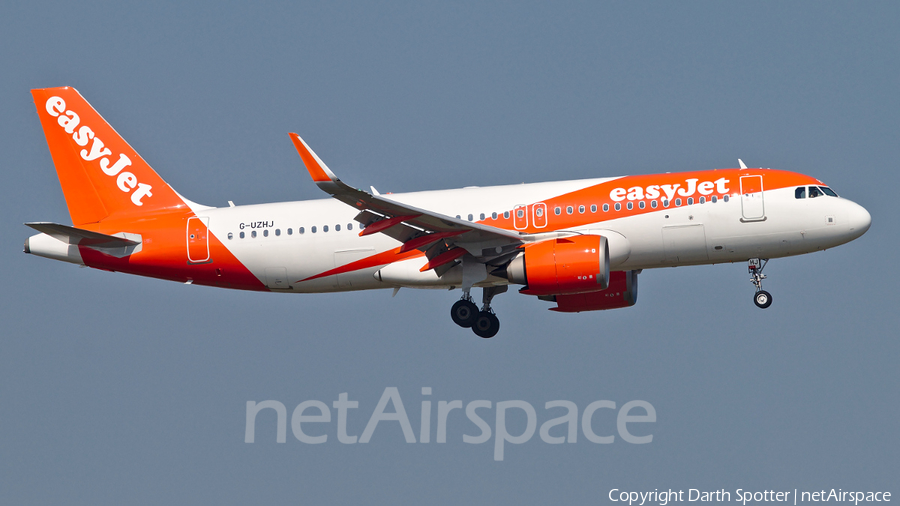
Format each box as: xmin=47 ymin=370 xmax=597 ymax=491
xmin=31 ymin=87 xmax=188 ymax=225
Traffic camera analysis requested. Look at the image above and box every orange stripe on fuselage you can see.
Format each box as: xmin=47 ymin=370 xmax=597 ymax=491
xmin=475 ymin=169 xmax=820 ymax=234
xmin=298 ymin=247 xmax=425 ymax=283
xmin=76 ymin=211 xmax=267 ymax=291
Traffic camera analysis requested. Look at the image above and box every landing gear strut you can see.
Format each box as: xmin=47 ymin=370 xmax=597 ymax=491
xmin=451 ymin=286 xmax=506 ymax=338
xmin=748 ymin=258 xmax=772 ymax=309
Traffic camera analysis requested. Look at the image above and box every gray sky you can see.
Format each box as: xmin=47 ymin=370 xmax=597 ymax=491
xmin=2 ymin=2 xmax=897 ymax=504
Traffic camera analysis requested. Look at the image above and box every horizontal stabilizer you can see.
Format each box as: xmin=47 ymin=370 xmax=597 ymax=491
xmin=25 ymin=222 xmax=140 ymax=247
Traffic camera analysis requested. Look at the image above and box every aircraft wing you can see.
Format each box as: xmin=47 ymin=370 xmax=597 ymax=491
xmin=289 ymin=134 xmax=525 ymax=266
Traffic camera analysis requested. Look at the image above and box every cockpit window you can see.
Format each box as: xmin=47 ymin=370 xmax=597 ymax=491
xmin=820 ymin=186 xmax=838 ymax=197
xmin=795 ymin=187 xmax=806 ymax=199
xmin=808 ymin=186 xmax=823 ymax=198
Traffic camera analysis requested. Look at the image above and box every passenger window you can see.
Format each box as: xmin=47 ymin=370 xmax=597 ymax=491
xmin=578 ymin=205 xmax=585 ymax=214
xmin=821 ymin=186 xmax=838 ymax=197
xmin=675 ymin=198 xmax=682 ymax=206
xmin=503 ymin=211 xmax=510 ymax=219
xmin=639 ymin=201 xmax=645 ymax=209
xmin=699 ymin=197 xmax=705 ymax=204
xmin=590 ymin=204 xmax=597 ymax=213
xmin=251 ymin=230 xmax=257 ymax=238
xmin=263 ymin=229 xmax=269 ymax=237
xmin=227 ymin=232 xmax=233 ymax=240
xmin=663 ymin=199 xmax=669 ymax=207
xmin=240 ymin=231 xmax=245 ymax=239
xmin=615 ymin=203 xmax=621 ymax=211
xmin=347 ymin=223 xmax=353 ymax=230
xmin=324 ymin=225 xmax=329 ymax=232
xmin=711 ymin=196 xmax=717 ymax=203
xmin=336 ymin=224 xmax=341 ymax=231
xmin=809 ymin=186 xmax=822 ymax=198
xmin=687 ymin=198 xmax=693 ymax=205
xmin=480 ymin=213 xmax=485 ymax=220
xmin=468 ymin=214 xmax=474 ymax=221
xmin=795 ymin=187 xmax=806 ymax=199
xmin=299 ymin=227 xmax=305 ymax=234
xmin=275 ymin=229 xmax=281 ymax=236
xmin=287 ymin=228 xmax=293 ymax=235
xmin=651 ymin=200 xmax=658 ymax=208
xmin=626 ymin=202 xmax=633 ymax=210
xmin=311 ymin=226 xmax=317 ymax=233
xmin=491 ymin=212 xmax=498 ymax=220
xmin=602 ymin=203 xmax=609 ymax=212
xmin=723 ymin=195 xmax=730 ymax=202
xmin=516 ymin=210 xmax=524 ymax=219
xmin=566 ymin=206 xmax=573 ymax=215
xmin=554 ymin=207 xmax=561 ymax=215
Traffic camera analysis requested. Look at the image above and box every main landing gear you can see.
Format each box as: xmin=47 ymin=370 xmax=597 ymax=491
xmin=748 ymin=258 xmax=773 ymax=309
xmin=451 ymin=286 xmax=507 ymax=338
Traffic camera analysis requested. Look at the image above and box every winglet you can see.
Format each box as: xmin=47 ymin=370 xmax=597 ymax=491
xmin=289 ymin=133 xmax=340 ymax=186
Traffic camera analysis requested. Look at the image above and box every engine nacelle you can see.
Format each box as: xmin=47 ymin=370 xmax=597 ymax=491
xmin=548 ymin=270 xmax=639 ymax=312
xmin=507 ymin=235 xmax=609 ymax=296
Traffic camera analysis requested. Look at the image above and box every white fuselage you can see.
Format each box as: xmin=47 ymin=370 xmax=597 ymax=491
xmin=199 ymin=177 xmax=869 ymax=293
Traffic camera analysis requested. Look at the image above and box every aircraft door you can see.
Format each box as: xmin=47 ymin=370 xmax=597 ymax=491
xmin=513 ymin=205 xmax=528 ymax=230
xmin=533 ymin=203 xmax=547 ymax=228
xmin=740 ymin=175 xmax=765 ymax=221
xmin=265 ymin=267 xmax=290 ymax=290
xmin=662 ymin=224 xmax=709 ymax=264
xmin=187 ymin=216 xmax=210 ymax=263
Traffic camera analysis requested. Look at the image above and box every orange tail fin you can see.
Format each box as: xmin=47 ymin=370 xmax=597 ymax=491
xmin=31 ymin=87 xmax=187 ymax=225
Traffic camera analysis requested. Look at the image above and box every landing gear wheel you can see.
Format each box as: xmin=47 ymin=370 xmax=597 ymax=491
xmin=451 ymin=299 xmax=479 ymax=328
xmin=754 ymin=290 xmax=772 ymax=309
xmin=747 ymin=258 xmax=773 ymax=309
xmin=472 ymin=311 xmax=500 ymax=338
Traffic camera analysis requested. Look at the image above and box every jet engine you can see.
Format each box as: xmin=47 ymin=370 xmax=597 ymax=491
xmin=506 ymin=235 xmax=609 ymax=296
xmin=547 ymin=270 xmax=639 ymax=312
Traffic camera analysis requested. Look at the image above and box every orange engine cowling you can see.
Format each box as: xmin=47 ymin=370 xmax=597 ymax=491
xmin=507 ymin=235 xmax=609 ymax=296
xmin=548 ymin=270 xmax=639 ymax=312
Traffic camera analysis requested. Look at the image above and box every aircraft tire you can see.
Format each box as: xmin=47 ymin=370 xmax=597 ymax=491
xmin=472 ymin=311 xmax=500 ymax=338
xmin=451 ymin=299 xmax=479 ymax=328
xmin=754 ymin=290 xmax=773 ymax=309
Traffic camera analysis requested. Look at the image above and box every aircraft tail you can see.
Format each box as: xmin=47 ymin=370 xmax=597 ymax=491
xmin=31 ymin=87 xmax=188 ymax=225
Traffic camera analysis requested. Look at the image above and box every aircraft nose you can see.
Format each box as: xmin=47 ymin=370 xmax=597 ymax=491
xmin=846 ymin=201 xmax=872 ymax=238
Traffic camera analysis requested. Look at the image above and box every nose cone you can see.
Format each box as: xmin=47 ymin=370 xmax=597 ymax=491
xmin=846 ymin=201 xmax=872 ymax=239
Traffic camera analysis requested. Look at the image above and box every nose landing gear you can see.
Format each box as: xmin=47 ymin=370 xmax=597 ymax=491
xmin=451 ymin=286 xmax=507 ymax=338
xmin=748 ymin=258 xmax=772 ymax=309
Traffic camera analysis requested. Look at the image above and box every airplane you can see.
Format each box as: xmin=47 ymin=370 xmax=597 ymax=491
xmin=24 ymin=87 xmax=872 ymax=338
